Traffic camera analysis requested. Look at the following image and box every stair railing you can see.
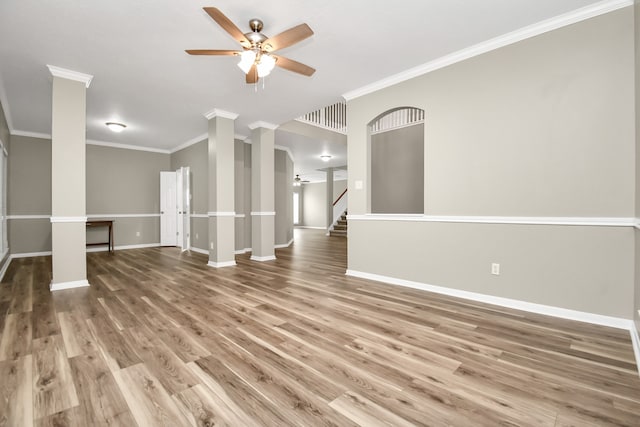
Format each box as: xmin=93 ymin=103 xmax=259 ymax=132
xmin=329 ymin=189 xmax=348 ymax=232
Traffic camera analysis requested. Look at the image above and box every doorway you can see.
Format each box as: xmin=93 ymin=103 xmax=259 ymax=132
xmin=160 ymin=167 xmax=191 ymax=250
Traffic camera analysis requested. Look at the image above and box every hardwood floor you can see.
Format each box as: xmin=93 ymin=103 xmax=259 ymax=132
xmin=1 ymin=228 xmax=639 ymax=426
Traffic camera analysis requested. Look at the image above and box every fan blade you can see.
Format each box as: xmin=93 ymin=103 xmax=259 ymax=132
xmin=185 ymin=49 xmax=240 ymax=56
xmin=203 ymin=7 xmax=251 ymax=48
xmin=262 ymin=23 xmax=313 ymax=52
xmin=246 ymin=64 xmax=258 ymax=84
xmin=273 ymin=55 xmax=315 ymax=76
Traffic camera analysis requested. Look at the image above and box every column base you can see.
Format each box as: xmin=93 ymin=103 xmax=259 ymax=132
xmin=207 ymin=260 xmax=237 ymax=268
xmin=250 ymin=255 xmax=276 ymax=262
xmin=50 ymin=279 xmax=90 ymax=292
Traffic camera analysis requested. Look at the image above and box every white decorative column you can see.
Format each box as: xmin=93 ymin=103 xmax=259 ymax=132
xmin=48 ymin=65 xmax=92 ymax=291
xmin=326 ymin=167 xmax=334 ymax=234
xmin=206 ymin=109 xmax=238 ymax=268
xmin=249 ymin=121 xmax=277 ymax=261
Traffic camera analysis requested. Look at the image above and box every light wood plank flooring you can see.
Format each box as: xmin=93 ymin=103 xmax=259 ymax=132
xmin=1 ymin=228 xmax=639 ymax=426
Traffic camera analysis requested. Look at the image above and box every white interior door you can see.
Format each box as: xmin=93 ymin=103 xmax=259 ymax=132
xmin=180 ymin=167 xmax=191 ymax=251
xmin=160 ymin=171 xmax=177 ymax=246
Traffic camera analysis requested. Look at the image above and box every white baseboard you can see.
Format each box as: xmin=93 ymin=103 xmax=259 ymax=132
xmin=190 ymin=247 xmax=208 ymax=255
xmin=251 ymin=255 xmax=276 ymax=262
xmin=295 ymin=226 xmax=326 ymax=230
xmin=0 ymin=255 xmax=11 ymax=282
xmin=11 ymin=251 xmax=52 ymax=258
xmin=207 ymin=260 xmax=237 ymax=268
xmin=631 ymin=322 xmax=640 ymax=378
xmin=275 ymin=238 xmax=294 ymax=249
xmin=86 ymin=243 xmax=160 ymax=252
xmin=235 ymin=249 xmax=248 ymax=254
xmin=345 ymin=269 xmax=632 ymax=330
xmin=50 ymin=279 xmax=90 ymax=291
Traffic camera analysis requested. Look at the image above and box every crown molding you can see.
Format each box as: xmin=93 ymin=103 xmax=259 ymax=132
xmin=274 ymin=144 xmax=294 ymax=163
xmin=343 ymin=0 xmax=633 ymax=101
xmin=170 ymin=133 xmax=207 ymax=154
xmin=86 ymin=139 xmax=170 ymax=154
xmin=248 ymin=121 xmax=278 ymax=130
xmin=11 ymin=130 xmax=52 ymax=140
xmin=235 ymin=133 xmax=248 ymax=141
xmin=204 ymin=109 xmax=239 ymax=120
xmin=46 ymin=65 xmax=93 ymax=88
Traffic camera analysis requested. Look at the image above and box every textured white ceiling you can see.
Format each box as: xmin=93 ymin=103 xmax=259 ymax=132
xmin=0 ymin=0 xmax=616 ymax=179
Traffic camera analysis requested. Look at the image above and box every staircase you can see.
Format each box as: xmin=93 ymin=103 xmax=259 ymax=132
xmin=330 ymin=211 xmax=348 ymax=237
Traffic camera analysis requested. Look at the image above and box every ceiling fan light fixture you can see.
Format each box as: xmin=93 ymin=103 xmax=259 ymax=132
xmin=320 ymin=154 xmax=332 ymax=162
xmin=237 ymin=50 xmax=257 ymax=74
xmin=257 ymin=54 xmax=276 ymax=78
xmin=293 ymin=174 xmax=302 ymax=187
xmin=106 ymin=122 xmax=126 ymax=133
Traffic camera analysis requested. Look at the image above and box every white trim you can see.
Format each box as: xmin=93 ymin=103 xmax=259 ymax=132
xmin=9 ymin=214 xmax=160 ymax=220
xmin=11 ymin=251 xmax=52 ymax=258
xmin=47 ymin=65 xmax=93 ymax=88
xmin=171 ymin=133 xmax=207 ymax=154
xmin=347 ymin=214 xmax=635 ymax=227
xmin=190 ymin=214 xmax=208 ymax=219
xmin=345 ymin=269 xmax=632 ymax=330
xmin=275 ymin=238 xmax=294 ymax=249
xmin=207 ymin=211 xmax=236 ymax=217
xmin=629 ymin=322 xmax=640 ymax=376
xmin=274 ymin=145 xmax=294 ymax=163
xmin=248 ymin=121 xmax=278 ymax=130
xmin=235 ymin=214 xmax=246 ymax=218
xmin=250 ymin=211 xmax=276 ymax=216
xmin=0 ymin=251 xmax=11 ymax=282
xmin=11 ymin=130 xmax=51 ymax=140
xmin=250 ymin=255 xmax=276 ymax=262
xmin=235 ymin=133 xmax=248 ymax=141
xmin=630 ymin=323 xmax=640 ymax=377
xmin=342 ymin=0 xmax=633 ymax=101
xmin=0 ymin=78 xmax=14 ymax=132
xmin=50 ymin=279 xmax=90 ymax=291
xmin=50 ymin=216 xmax=87 ymax=223
xmin=295 ymin=225 xmax=326 ymax=230
xmin=244 ymin=247 xmax=252 ymax=253
xmin=634 ymin=218 xmax=640 ymax=230
xmin=7 ymin=215 xmax=50 ymax=220
xmin=86 ymin=243 xmax=160 ymax=252
xmin=234 ymin=248 xmax=248 ymax=254
xmin=87 ymin=213 xmax=160 ymax=218
xmin=207 ymin=260 xmax=237 ymax=268
xmin=204 ymin=109 xmax=239 ymax=120
xmin=87 ymin=139 xmax=170 ymax=154
xmin=190 ymin=247 xmax=208 ymax=255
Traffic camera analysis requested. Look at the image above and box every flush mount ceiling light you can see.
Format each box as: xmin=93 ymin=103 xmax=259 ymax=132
xmin=106 ymin=122 xmax=126 ymax=133
xmin=320 ymin=154 xmax=332 ymax=162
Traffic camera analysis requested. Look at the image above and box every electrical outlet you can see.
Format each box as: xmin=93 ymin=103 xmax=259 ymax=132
xmin=210 ymin=242 xmax=213 ymax=249
xmin=136 ymin=231 xmax=140 ymax=237
xmin=491 ymin=263 xmax=500 ymax=275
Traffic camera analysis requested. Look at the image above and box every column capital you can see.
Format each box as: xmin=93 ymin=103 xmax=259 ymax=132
xmin=204 ymin=109 xmax=239 ymax=120
xmin=248 ymin=121 xmax=278 ymax=130
xmin=46 ymin=65 xmax=93 ymax=88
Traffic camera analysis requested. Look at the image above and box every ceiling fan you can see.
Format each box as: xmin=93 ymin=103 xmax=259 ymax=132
xmin=186 ymin=7 xmax=316 ymax=84
xmin=293 ymin=174 xmax=309 ymax=186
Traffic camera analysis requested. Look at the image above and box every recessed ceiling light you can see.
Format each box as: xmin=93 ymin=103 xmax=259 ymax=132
xmin=106 ymin=122 xmax=126 ymax=133
xmin=320 ymin=154 xmax=331 ymax=162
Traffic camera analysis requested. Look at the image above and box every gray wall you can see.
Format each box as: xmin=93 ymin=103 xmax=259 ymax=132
xmin=634 ymin=0 xmax=640 ymax=334
xmin=8 ymin=135 xmax=171 ymax=254
xmin=371 ymin=124 xmax=424 ymax=214
xmin=8 ymin=135 xmax=51 ymax=253
xmin=171 ymin=138 xmax=208 ymax=252
xmin=347 ymin=8 xmax=635 ymax=318
xmin=275 ymin=149 xmax=293 ymax=245
xmin=301 ymin=179 xmax=348 ymax=228
xmin=0 ymin=101 xmax=10 ymax=272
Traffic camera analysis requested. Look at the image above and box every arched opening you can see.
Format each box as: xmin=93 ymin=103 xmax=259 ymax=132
xmin=368 ymin=107 xmax=425 ymax=214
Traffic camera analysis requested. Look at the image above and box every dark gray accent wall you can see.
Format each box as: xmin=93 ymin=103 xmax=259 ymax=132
xmin=371 ymin=124 xmax=424 ymax=214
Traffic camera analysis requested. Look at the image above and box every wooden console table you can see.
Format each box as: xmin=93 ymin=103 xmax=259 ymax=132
xmin=86 ymin=220 xmax=114 ymax=253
